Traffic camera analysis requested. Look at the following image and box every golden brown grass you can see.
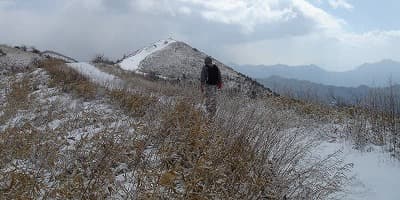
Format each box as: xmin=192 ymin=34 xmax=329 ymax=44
xmin=109 ymin=90 xmax=157 ymax=118
xmin=0 ymin=58 xmax=352 ymax=199
xmin=40 ymin=59 xmax=97 ymax=100
xmin=0 ymin=75 xmax=33 ymax=125
xmin=0 ymin=124 xmax=57 ymax=199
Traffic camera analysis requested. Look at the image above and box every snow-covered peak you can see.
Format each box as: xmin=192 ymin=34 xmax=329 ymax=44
xmin=119 ymin=39 xmax=177 ymax=71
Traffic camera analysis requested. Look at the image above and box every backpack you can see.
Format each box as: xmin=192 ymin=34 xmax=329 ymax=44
xmin=206 ymin=65 xmax=220 ymax=85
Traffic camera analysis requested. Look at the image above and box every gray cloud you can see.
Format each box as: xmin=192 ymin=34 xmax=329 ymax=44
xmin=1 ymin=0 xmax=400 ymax=70
xmin=0 ymin=0 xmax=317 ymax=61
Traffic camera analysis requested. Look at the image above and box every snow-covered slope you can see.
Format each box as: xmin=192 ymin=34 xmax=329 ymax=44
xmin=0 ymin=45 xmax=77 ymax=71
xmin=119 ymin=39 xmax=176 ymax=71
xmin=118 ymin=39 xmax=271 ymax=96
xmin=0 ymin=45 xmax=41 ymax=70
xmin=318 ymin=141 xmax=400 ymax=200
xmin=68 ymin=62 xmax=123 ymax=89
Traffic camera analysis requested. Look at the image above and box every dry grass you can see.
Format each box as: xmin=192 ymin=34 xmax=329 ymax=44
xmin=0 ymin=124 xmax=59 ymax=199
xmin=126 ymin=95 xmax=351 ymax=199
xmin=40 ymin=59 xmax=97 ymax=100
xmin=108 ymin=90 xmax=157 ymax=118
xmin=0 ymin=60 xmax=353 ymax=199
xmin=95 ymin=63 xmax=201 ymax=98
xmin=0 ymin=123 xmax=141 ymax=199
xmin=131 ymin=100 xmax=278 ymax=199
xmin=0 ymin=74 xmax=33 ymax=125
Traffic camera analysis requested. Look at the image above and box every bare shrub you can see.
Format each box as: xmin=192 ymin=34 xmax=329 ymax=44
xmin=145 ymin=71 xmax=159 ymax=81
xmin=129 ymin=95 xmax=351 ymax=199
xmin=213 ymin=96 xmax=352 ymax=199
xmin=0 ymin=49 xmax=5 ymax=56
xmin=92 ymin=54 xmax=115 ymax=65
xmin=31 ymin=47 xmax=40 ymax=54
xmin=12 ymin=45 xmax=28 ymax=51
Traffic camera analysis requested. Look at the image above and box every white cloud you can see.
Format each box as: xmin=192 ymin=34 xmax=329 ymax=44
xmin=174 ymin=0 xmax=345 ymax=34
xmin=292 ymin=0 xmax=344 ymax=33
xmin=178 ymin=0 xmax=298 ymax=33
xmin=328 ymin=0 xmax=353 ymax=10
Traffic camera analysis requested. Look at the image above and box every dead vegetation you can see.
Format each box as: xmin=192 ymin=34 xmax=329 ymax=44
xmin=136 ymin=100 xmax=281 ymax=199
xmin=92 ymin=54 xmax=115 ymax=65
xmin=0 ymin=59 xmax=353 ymax=199
xmin=40 ymin=59 xmax=97 ymax=100
xmin=109 ymin=90 xmax=157 ymax=118
xmin=0 ymin=49 xmax=6 ymax=56
xmin=0 ymin=74 xmax=34 ymax=125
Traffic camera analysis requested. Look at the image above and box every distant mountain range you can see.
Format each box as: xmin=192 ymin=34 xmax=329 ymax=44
xmin=259 ymin=76 xmax=367 ymax=106
xmin=259 ymin=75 xmax=400 ymax=109
xmin=232 ymin=59 xmax=400 ymax=87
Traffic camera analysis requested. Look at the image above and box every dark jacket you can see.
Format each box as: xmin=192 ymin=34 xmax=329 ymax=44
xmin=201 ymin=64 xmax=222 ymax=86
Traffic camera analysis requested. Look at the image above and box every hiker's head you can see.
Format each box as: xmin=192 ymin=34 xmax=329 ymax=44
xmin=205 ymin=57 xmax=213 ymax=66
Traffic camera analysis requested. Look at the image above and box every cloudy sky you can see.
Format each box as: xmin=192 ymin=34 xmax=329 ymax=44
xmin=1 ymin=0 xmax=399 ymax=71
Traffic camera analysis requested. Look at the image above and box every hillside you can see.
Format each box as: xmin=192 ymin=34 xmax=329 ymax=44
xmin=0 ymin=44 xmax=399 ymax=199
xmin=0 ymin=45 xmax=77 ymax=70
xmin=259 ymin=76 xmax=371 ymax=105
xmin=117 ymin=39 xmax=271 ymax=97
xmin=233 ymin=60 xmax=400 ymax=87
xmin=0 ymin=45 xmax=42 ymax=71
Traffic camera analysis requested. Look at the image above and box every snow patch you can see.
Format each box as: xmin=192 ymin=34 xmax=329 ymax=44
xmin=67 ymin=62 xmax=123 ymax=89
xmin=317 ymin=141 xmax=400 ymax=200
xmin=48 ymin=119 xmax=63 ymax=130
xmin=119 ymin=39 xmax=176 ymax=71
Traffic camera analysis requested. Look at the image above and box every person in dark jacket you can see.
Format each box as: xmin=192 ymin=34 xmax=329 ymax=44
xmin=201 ymin=56 xmax=222 ymax=117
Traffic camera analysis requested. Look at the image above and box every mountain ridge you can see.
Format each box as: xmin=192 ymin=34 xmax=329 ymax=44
xmin=232 ymin=60 xmax=400 ymax=87
xmin=117 ymin=39 xmax=272 ymax=97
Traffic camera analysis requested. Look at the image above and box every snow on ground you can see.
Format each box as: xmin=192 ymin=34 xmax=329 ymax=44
xmin=284 ymin=122 xmax=400 ymax=200
xmin=119 ymin=39 xmax=176 ymax=71
xmin=0 ymin=67 xmax=141 ymax=198
xmin=68 ymin=62 xmax=124 ymax=89
xmin=317 ymin=141 xmax=400 ymax=200
xmin=0 ymin=45 xmax=41 ymax=69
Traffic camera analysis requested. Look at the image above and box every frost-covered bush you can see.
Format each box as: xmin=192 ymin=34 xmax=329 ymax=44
xmin=92 ymin=54 xmax=115 ymax=65
xmin=31 ymin=47 xmax=40 ymax=54
xmin=0 ymin=49 xmax=6 ymax=56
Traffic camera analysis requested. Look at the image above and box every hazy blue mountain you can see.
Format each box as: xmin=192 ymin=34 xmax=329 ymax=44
xmin=258 ymin=76 xmax=370 ymax=106
xmin=232 ymin=59 xmax=400 ymax=87
xmin=259 ymin=76 xmax=400 ymax=107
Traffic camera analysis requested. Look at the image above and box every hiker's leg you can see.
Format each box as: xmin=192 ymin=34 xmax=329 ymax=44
xmin=205 ymin=85 xmax=212 ymax=114
xmin=206 ymin=85 xmax=217 ymax=117
xmin=210 ymin=93 xmax=217 ymax=117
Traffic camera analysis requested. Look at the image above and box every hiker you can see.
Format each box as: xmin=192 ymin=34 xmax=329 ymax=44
xmin=201 ymin=56 xmax=222 ymax=117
